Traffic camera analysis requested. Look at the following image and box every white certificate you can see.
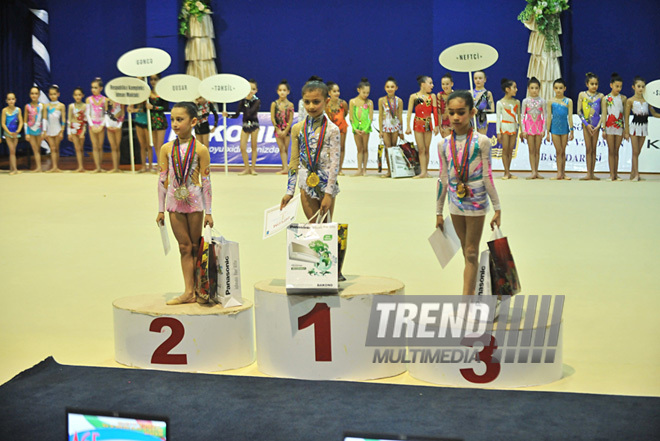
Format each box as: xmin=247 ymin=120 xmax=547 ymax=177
xmin=428 ymin=217 xmax=461 ymax=268
xmin=159 ymin=223 xmax=171 ymax=255
xmin=263 ymin=194 xmax=300 ymax=239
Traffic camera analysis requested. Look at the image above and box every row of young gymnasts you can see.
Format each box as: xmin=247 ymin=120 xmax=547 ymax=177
xmin=227 ymin=72 xmax=659 ymax=181
xmin=3 ymin=72 xmax=657 ymax=181
xmin=0 ymin=75 xmax=217 ymax=175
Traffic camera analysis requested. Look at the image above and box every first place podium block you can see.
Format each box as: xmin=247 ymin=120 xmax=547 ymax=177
xmin=113 ymin=294 xmax=255 ymax=372
xmin=255 ymin=275 xmax=406 ymax=381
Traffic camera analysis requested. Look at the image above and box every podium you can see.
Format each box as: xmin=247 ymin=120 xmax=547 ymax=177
xmin=408 ymin=296 xmax=564 ymax=388
xmin=113 ymin=294 xmax=254 ymax=372
xmin=254 ymin=276 xmax=406 ymax=380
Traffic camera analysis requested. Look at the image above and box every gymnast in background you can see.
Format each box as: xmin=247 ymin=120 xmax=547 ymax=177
xmin=577 ymin=72 xmax=604 ymax=181
xmin=223 ymin=78 xmax=261 ymax=175
xmin=496 ymin=78 xmax=521 ymax=180
xmin=2 ymin=92 xmax=23 ymax=175
xmin=521 ymin=77 xmax=546 ymax=179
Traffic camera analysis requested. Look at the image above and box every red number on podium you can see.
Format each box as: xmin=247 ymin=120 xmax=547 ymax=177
xmin=459 ymin=333 xmax=500 ymax=384
xmin=150 ymin=317 xmax=188 ymax=365
xmin=297 ymin=303 xmax=332 ymax=362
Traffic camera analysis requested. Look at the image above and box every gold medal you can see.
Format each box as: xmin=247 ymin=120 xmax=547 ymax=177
xmin=174 ymin=186 xmax=189 ymax=201
xmin=306 ymin=172 xmax=320 ymax=187
xmin=457 ymin=182 xmax=467 ymax=199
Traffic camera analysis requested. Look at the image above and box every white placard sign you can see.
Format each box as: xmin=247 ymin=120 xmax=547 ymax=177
xmin=117 ymin=47 xmax=171 ymax=77
xmin=644 ymin=79 xmax=660 ymax=108
xmin=105 ymin=77 xmax=151 ymax=105
xmin=439 ymin=42 xmax=499 ymax=72
xmin=156 ymin=74 xmax=201 ymax=102
xmin=199 ymin=74 xmax=251 ymax=103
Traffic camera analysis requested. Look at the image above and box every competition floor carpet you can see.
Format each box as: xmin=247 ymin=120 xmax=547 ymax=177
xmin=1 ymin=158 xmax=659 ymax=401
xmin=1 ymin=357 xmax=658 ymax=440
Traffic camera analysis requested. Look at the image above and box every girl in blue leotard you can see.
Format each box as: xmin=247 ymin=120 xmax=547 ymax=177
xmin=2 ymin=92 xmax=24 ymax=174
xmin=546 ymin=78 xmax=574 ymax=180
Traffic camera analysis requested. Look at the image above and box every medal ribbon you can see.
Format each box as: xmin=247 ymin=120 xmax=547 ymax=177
xmin=303 ymin=115 xmax=327 ymax=174
xmin=450 ymin=129 xmax=473 ymax=185
xmin=387 ymin=96 xmax=396 ymax=118
xmin=173 ymin=137 xmax=196 ymax=185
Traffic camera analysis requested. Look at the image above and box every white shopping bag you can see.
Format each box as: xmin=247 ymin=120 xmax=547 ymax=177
xmin=428 ymin=217 xmax=461 ymax=268
xmin=474 ymin=249 xmax=492 ymax=296
xmin=286 ymin=212 xmax=338 ymax=294
xmin=387 ymin=146 xmax=415 ymax=178
xmin=210 ymin=232 xmax=243 ymax=307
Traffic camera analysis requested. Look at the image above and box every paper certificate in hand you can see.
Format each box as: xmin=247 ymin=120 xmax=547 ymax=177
xmin=263 ymin=194 xmax=300 ymax=239
xmin=159 ymin=223 xmax=171 ymax=255
xmin=428 ymin=217 xmax=461 ymax=268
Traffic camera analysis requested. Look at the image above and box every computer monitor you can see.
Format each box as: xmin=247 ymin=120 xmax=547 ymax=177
xmin=343 ymin=432 xmax=461 ymax=441
xmin=66 ymin=408 xmax=168 ymax=441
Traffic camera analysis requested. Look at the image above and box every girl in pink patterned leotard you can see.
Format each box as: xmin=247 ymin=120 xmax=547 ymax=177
xmin=521 ymin=77 xmax=547 ymax=179
xmin=157 ymin=102 xmax=214 ymax=305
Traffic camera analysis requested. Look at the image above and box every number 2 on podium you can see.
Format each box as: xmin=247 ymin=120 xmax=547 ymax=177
xmin=297 ymin=303 xmax=332 ymax=362
xmin=150 ymin=317 xmax=188 ymax=365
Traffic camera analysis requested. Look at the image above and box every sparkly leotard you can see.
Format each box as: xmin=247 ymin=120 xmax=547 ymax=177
xmin=273 ymin=100 xmax=294 ymax=138
xmin=326 ymin=100 xmax=348 ymax=134
xmin=229 ymin=96 xmax=260 ymax=133
xmin=550 ymin=98 xmax=570 ymax=135
xmin=580 ymin=92 xmax=603 ymax=128
xmin=158 ymin=138 xmax=212 ymax=214
xmin=604 ymin=94 xmax=624 ymax=136
xmin=68 ymin=103 xmax=87 ymax=136
xmin=351 ymin=101 xmax=372 ymax=133
xmin=196 ymin=101 xmax=218 ymax=135
xmin=473 ymin=89 xmax=492 ymax=130
xmin=150 ymin=96 xmax=169 ymax=130
xmin=86 ymin=95 xmax=106 ymax=128
xmin=3 ymin=108 xmax=21 ymax=138
xmin=25 ymin=103 xmax=44 ymax=135
xmin=46 ymin=102 xmax=63 ymax=137
xmin=496 ymin=100 xmax=520 ymax=135
xmin=287 ymin=114 xmax=341 ymax=200
xmin=381 ymin=96 xmax=402 ymax=133
xmin=413 ymin=94 xmax=438 ymax=132
xmin=437 ymin=91 xmax=451 ymax=128
xmin=521 ymin=97 xmax=546 ymax=136
xmin=437 ymin=131 xmax=501 ymax=216
xmin=105 ymin=101 xmax=124 ymax=129
xmin=629 ymin=101 xmax=649 ymax=137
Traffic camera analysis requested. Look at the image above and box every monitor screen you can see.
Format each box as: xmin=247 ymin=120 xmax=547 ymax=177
xmin=66 ymin=408 xmax=168 ymax=441
xmin=343 ymin=432 xmax=461 ymax=441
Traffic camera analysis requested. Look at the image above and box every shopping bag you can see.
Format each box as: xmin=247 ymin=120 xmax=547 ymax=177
xmin=337 ymin=223 xmax=348 ymax=282
xmin=286 ymin=211 xmax=338 ymax=294
xmin=399 ymin=141 xmax=421 ymax=175
xmin=377 ymin=144 xmax=384 ymax=173
xmin=474 ymin=249 xmax=492 ymax=296
xmin=487 ymin=227 xmax=521 ymax=297
xmin=209 ymin=231 xmax=243 ymax=307
xmin=195 ymin=226 xmax=213 ymax=304
xmin=387 ymin=146 xmax=415 ymax=178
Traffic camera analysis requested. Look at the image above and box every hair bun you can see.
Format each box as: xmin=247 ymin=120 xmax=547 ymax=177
xmin=361 ymin=77 xmax=369 ymax=82
xmin=500 ymin=78 xmax=509 ymax=86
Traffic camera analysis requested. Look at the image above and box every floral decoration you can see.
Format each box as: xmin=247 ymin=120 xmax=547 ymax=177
xmin=179 ymin=0 xmax=213 ymax=36
xmin=518 ymin=0 xmax=570 ymax=52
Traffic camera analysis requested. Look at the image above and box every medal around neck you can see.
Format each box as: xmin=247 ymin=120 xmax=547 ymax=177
xmin=303 ymin=116 xmax=328 ymax=188
xmin=172 ymin=137 xmax=197 ymax=201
